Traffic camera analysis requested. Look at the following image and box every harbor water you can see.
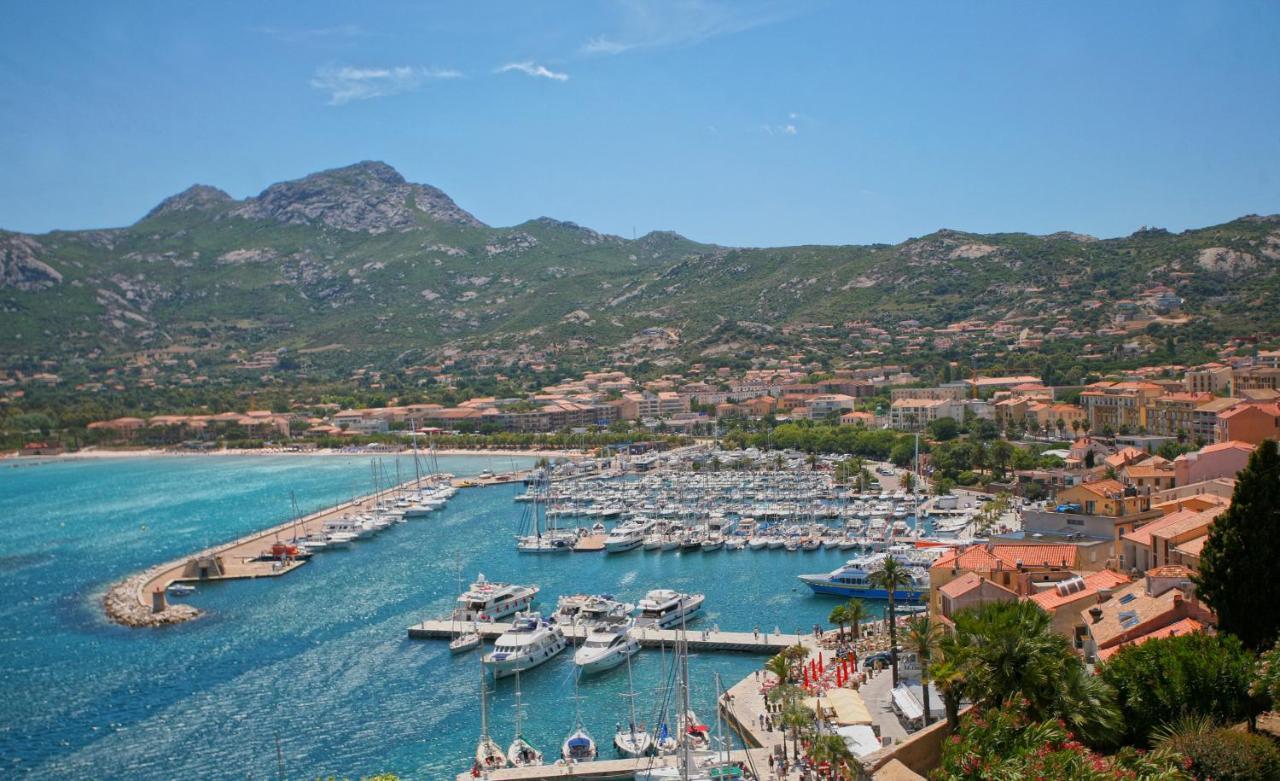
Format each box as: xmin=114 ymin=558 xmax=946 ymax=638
xmin=0 ymin=456 xmax=883 ymax=779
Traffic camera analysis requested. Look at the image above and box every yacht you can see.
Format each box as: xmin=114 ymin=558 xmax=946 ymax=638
xmin=453 ymin=575 xmax=538 ymax=622
xmin=575 ymin=594 xmax=634 ymax=627
xmin=604 ymin=520 xmax=650 ymax=553
xmin=166 ymin=583 xmax=195 ymax=596
xmin=797 ymin=551 xmax=934 ymax=600
xmin=484 ymin=612 xmax=567 ymax=678
xmin=574 ymin=621 xmax=640 ymax=674
xmin=507 ymin=676 xmax=543 ymax=767
xmin=474 ymin=670 xmax=507 ymax=772
xmin=634 ymin=590 xmax=705 ymax=629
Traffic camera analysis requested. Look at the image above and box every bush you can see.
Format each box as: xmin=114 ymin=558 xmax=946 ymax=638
xmin=1167 ymin=729 xmax=1280 ymax=781
xmin=955 ymin=470 xmax=980 ymax=485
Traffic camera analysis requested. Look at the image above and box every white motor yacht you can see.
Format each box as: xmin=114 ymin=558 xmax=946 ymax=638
xmin=484 ymin=613 xmax=566 ymax=678
xmin=453 ymin=574 xmax=538 ymax=622
xmin=574 ymin=621 xmax=640 ymax=674
xmin=604 ymin=520 xmax=650 ymax=553
xmin=634 ymin=590 xmax=705 ymax=629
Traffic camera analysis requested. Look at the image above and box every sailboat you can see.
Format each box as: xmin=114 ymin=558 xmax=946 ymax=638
xmin=517 ymin=470 xmax=575 ymax=553
xmin=506 ymin=672 xmax=543 ymax=767
xmin=613 ymin=651 xmax=653 ymax=757
xmin=474 ymin=661 xmax=507 ymax=771
xmin=561 ymin=675 xmax=597 ymax=763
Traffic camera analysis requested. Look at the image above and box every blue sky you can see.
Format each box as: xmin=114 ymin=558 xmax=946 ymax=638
xmin=1 ymin=1 xmax=1278 ymax=246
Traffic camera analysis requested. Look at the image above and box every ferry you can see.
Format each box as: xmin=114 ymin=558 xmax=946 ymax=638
xmin=634 ymin=589 xmax=705 ymax=628
xmin=797 ymin=552 xmax=933 ymax=600
xmin=483 ymin=612 xmax=567 ymax=678
xmin=453 ymin=574 xmax=539 ymax=622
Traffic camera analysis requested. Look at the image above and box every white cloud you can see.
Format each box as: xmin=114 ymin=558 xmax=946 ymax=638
xmin=497 ymin=62 xmax=570 ymax=81
xmin=580 ymin=0 xmax=803 ymax=56
xmin=311 ymin=65 xmax=462 ymax=105
xmin=783 ymin=124 xmax=798 ymax=135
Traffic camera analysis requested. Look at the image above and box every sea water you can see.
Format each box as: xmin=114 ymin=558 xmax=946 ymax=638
xmin=0 ymin=456 xmax=878 ymax=779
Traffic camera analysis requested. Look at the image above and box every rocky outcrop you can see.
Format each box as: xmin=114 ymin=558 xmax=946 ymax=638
xmin=0 ymin=234 xmax=62 ymax=290
xmin=142 ymin=184 xmax=233 ymax=220
xmin=229 ymin=161 xmax=485 ymax=233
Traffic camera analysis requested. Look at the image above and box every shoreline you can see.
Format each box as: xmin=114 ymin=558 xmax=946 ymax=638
xmin=5 ymin=446 xmax=589 ymax=462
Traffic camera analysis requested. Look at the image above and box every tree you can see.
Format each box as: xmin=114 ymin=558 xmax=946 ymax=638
xmin=1194 ymin=440 xmax=1280 ymax=650
xmin=869 ymin=557 xmax=914 ymax=686
xmin=1155 ymin=717 xmax=1280 ymax=781
xmin=780 ymin=702 xmax=814 ymax=760
xmin=843 ymin=599 xmax=867 ymax=641
xmin=828 ymin=604 xmax=848 ymax=642
xmin=808 ymin=732 xmax=855 ymax=780
xmin=928 ymin=416 xmax=960 ymax=441
xmin=904 ymin=615 xmax=942 ymax=725
xmin=1100 ymin=632 xmax=1264 ymax=745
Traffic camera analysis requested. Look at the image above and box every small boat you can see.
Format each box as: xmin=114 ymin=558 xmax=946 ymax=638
xmin=474 ymin=665 xmax=508 ymax=772
xmin=725 ymin=538 xmax=746 ymax=551
xmin=507 ymin=674 xmax=543 ymax=767
xmin=614 ymin=722 xmax=652 ymax=757
xmin=450 ymin=630 xmax=481 ymax=654
xmin=166 ymin=583 xmax=195 ymax=596
xmin=561 ymin=726 xmax=597 ymax=763
xmin=801 ymin=538 xmax=821 ymax=552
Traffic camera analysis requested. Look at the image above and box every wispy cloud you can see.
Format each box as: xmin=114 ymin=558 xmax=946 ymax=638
xmin=310 ymin=65 xmax=462 ymax=106
xmin=580 ymin=0 xmax=803 ymax=56
xmin=497 ymin=62 xmax=570 ymax=81
xmin=256 ymin=24 xmax=369 ymax=44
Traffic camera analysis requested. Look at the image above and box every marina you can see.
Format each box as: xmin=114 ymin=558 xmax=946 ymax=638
xmin=409 ymin=619 xmax=807 ymax=655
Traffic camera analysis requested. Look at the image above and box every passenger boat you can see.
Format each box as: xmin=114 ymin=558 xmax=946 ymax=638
xmin=453 ymin=574 xmax=539 ymax=622
xmin=635 ymin=589 xmax=705 ymax=629
xmin=483 ymin=612 xmax=566 ymax=678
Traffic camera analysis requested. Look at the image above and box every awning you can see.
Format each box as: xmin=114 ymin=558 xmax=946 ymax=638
xmin=804 ymin=687 xmax=873 ymax=726
xmin=835 ymin=724 xmax=882 ymax=758
xmin=891 ymin=685 xmax=924 ymax=721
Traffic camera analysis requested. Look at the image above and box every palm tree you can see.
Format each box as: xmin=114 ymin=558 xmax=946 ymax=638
xmin=903 ymin=615 xmax=942 ymax=726
xmin=928 ymin=655 xmax=967 ymax=731
xmin=780 ymin=702 xmax=814 ymax=760
xmin=828 ymin=604 xmax=848 ymax=642
xmin=843 ymin=599 xmax=867 ymax=642
xmin=808 ymin=732 xmax=855 ymax=779
xmin=868 ymin=557 xmax=913 ymax=686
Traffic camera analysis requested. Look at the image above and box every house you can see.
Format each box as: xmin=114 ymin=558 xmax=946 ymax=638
xmin=929 ymin=543 xmax=1080 ymax=615
xmin=840 ymin=410 xmax=875 ymax=426
xmin=1056 ymin=479 xmax=1151 ymax=518
xmin=19 ymin=441 xmax=65 ymax=456
xmin=1184 ymin=364 xmax=1234 ymax=395
xmin=1121 ymin=460 xmax=1176 ymax=494
xmin=1120 ymin=505 xmax=1222 ymax=573
xmin=1029 ymin=570 xmax=1132 ymax=647
xmin=87 ymin=417 xmax=147 ymax=439
xmin=1080 ymin=567 xmax=1214 ymax=662
xmin=1173 ymin=440 xmax=1254 ymax=485
xmin=1216 ymin=402 xmax=1280 ymax=445
xmin=936 ymin=573 xmax=1018 ymax=622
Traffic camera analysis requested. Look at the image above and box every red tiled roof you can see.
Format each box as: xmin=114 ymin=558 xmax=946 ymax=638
xmin=932 ymin=543 xmax=1077 ymax=572
xmin=1095 ymin=618 xmax=1206 ymax=660
xmin=1029 ymin=570 xmax=1131 ymax=612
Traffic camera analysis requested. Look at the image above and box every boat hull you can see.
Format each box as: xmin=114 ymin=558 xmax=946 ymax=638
xmin=798 ymin=576 xmax=924 ymax=601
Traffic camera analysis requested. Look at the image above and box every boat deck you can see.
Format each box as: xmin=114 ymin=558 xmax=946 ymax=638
xmin=409 ymin=620 xmax=808 ymax=654
xmin=452 ymin=747 xmax=772 ymax=781
xmin=573 ymin=534 xmax=607 ymax=551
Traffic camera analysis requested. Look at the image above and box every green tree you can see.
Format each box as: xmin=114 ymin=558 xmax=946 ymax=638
xmin=869 ymin=557 xmax=914 ymax=686
xmin=1100 ymin=632 xmax=1264 ymax=745
xmin=904 ymin=614 xmax=942 ymax=726
xmin=828 ymin=604 xmax=848 ymax=641
xmin=928 ymin=416 xmax=960 ymax=441
xmin=1194 ymin=440 xmax=1280 ymax=650
xmin=843 ymin=599 xmax=867 ymax=641
xmin=808 ymin=732 xmax=855 ymax=780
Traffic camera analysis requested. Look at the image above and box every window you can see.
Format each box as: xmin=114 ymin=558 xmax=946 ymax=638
xmin=1119 ymin=610 xmax=1139 ymax=629
xmin=1118 ymin=593 xmax=1136 ymax=605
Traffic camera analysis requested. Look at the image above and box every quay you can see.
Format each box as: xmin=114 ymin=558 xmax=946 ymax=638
xmin=104 ymin=467 xmax=538 ymax=628
xmin=452 ymin=748 xmax=773 ymax=781
xmin=409 ymin=619 xmax=810 ymax=655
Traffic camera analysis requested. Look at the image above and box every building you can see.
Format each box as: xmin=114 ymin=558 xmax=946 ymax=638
xmin=929 ymin=543 xmax=1081 ymax=616
xmin=1078 ymin=382 xmax=1163 ymax=433
xmin=890 ymin=386 xmax=966 ymax=402
xmin=889 ymin=398 xmax=964 ymax=430
xmin=1080 ymin=567 xmax=1214 ymax=662
xmin=1184 ymin=364 xmax=1234 ymax=395
xmin=1216 ymin=402 xmax=1280 ymax=445
xmin=806 ymin=394 xmax=859 ymax=419
xmin=1120 ymin=505 xmax=1222 ymax=573
xmin=1028 ymin=570 xmax=1132 ymax=648
xmin=1173 ymin=440 xmax=1255 ymax=485
xmin=937 ymin=573 xmax=1018 ymax=622
xmin=1143 ymin=392 xmax=1213 ymax=439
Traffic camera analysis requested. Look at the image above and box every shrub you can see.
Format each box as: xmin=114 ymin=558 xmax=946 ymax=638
xmin=1166 ymin=729 xmax=1280 ymax=781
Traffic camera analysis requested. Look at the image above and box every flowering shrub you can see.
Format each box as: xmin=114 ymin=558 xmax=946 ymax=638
xmin=1163 ymin=728 xmax=1280 ymax=781
xmin=934 ymin=702 xmax=1191 ymax=781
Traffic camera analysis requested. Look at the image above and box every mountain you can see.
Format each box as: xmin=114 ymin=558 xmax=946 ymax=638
xmin=2 ymin=161 xmax=1278 ymax=385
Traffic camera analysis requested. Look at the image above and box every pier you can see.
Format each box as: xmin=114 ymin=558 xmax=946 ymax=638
xmin=452 ymin=748 xmax=773 ymax=781
xmin=408 ymin=620 xmax=809 ymax=655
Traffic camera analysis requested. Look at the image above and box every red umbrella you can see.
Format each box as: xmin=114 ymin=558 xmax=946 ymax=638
xmin=818 ymin=654 xmax=824 ymax=673
xmin=803 ymin=667 xmax=810 ymax=687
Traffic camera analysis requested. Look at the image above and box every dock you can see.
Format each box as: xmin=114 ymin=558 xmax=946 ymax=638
xmin=409 ymin=620 xmax=808 ymax=654
xmin=452 ymin=748 xmax=772 ymax=781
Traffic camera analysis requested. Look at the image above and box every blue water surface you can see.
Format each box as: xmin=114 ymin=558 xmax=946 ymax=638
xmin=0 ymin=455 xmax=870 ymax=780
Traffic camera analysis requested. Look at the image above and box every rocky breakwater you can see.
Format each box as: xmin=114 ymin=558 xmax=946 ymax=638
xmin=104 ymin=569 xmax=200 ymax=627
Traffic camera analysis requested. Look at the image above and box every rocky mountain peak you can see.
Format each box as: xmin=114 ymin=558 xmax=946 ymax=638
xmin=228 ymin=161 xmax=485 ymax=233
xmin=142 ymin=184 xmax=234 ymax=220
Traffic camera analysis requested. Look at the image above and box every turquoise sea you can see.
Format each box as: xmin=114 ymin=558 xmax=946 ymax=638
xmin=0 ymin=455 xmax=875 ymax=780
